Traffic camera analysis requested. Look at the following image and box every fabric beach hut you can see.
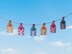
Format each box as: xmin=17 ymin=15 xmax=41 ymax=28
xmin=50 ymin=21 xmax=56 ymax=33
xmin=18 ymin=23 xmax=24 ymax=35
xmin=7 ymin=20 xmax=13 ymax=33
xmin=60 ymin=17 xmax=66 ymax=29
xmin=31 ymin=24 xmax=36 ymax=36
xmin=41 ymin=23 xmax=47 ymax=35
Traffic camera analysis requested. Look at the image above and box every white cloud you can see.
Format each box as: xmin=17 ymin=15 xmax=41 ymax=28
xmin=0 ymin=29 xmax=17 ymax=36
xmin=36 ymin=51 xmax=46 ymax=54
xmin=36 ymin=52 xmax=46 ymax=54
xmin=35 ymin=48 xmax=47 ymax=54
xmin=1 ymin=48 xmax=14 ymax=52
xmin=33 ymin=36 xmax=47 ymax=42
xmin=49 ymin=41 xmax=71 ymax=47
xmin=1 ymin=48 xmax=18 ymax=54
xmin=1 ymin=48 xmax=24 ymax=54
xmin=24 ymin=35 xmax=31 ymax=39
xmin=67 ymin=25 xmax=72 ymax=29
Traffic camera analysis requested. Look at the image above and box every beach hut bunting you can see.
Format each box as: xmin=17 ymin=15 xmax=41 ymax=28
xmin=60 ymin=17 xmax=66 ymax=29
xmin=41 ymin=23 xmax=47 ymax=35
xmin=50 ymin=21 xmax=56 ymax=33
xmin=31 ymin=24 xmax=36 ymax=36
xmin=1 ymin=13 xmax=71 ymax=35
xmin=7 ymin=20 xmax=13 ymax=33
xmin=18 ymin=23 xmax=24 ymax=35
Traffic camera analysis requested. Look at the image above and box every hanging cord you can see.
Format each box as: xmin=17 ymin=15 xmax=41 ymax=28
xmin=46 ymin=13 xmax=72 ymax=24
xmin=0 ymin=13 xmax=72 ymax=25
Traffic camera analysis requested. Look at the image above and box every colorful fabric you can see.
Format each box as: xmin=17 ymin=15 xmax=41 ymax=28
xmin=7 ymin=20 xmax=13 ymax=33
xmin=31 ymin=24 xmax=36 ymax=36
xmin=18 ymin=23 xmax=24 ymax=35
xmin=50 ymin=21 xmax=56 ymax=33
xmin=60 ymin=17 xmax=66 ymax=29
xmin=41 ymin=23 xmax=47 ymax=35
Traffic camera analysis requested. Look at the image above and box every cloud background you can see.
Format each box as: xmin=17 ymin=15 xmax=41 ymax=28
xmin=0 ymin=0 xmax=72 ymax=54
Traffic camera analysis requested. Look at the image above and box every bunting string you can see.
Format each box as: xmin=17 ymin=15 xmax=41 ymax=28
xmin=0 ymin=13 xmax=72 ymax=25
xmin=0 ymin=13 xmax=72 ymax=36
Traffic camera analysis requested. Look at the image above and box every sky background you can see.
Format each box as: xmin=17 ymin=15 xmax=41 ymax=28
xmin=0 ymin=0 xmax=72 ymax=54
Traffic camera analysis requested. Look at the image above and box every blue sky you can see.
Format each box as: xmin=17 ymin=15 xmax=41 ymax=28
xmin=0 ymin=0 xmax=72 ymax=54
